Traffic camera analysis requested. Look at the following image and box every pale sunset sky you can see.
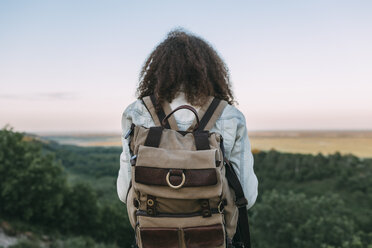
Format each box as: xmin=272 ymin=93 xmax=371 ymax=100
xmin=0 ymin=0 xmax=371 ymax=133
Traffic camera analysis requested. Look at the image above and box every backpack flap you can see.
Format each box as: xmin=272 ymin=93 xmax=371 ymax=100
xmin=133 ymin=145 xmax=223 ymax=199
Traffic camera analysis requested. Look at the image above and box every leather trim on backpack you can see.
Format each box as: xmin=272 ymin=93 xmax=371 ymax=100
xmin=144 ymin=127 xmax=163 ymax=148
xmin=135 ymin=167 xmax=218 ymax=187
xmin=183 ymin=224 xmax=225 ymax=248
xmin=140 ymin=227 xmax=179 ymax=248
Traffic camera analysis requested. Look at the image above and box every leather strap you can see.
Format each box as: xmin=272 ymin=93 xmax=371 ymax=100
xmin=197 ymin=98 xmax=221 ymax=131
xmin=193 ymin=131 xmax=210 ymax=150
xmin=161 ymin=99 xmax=179 ymax=131
xmin=219 ymin=133 xmax=250 ymax=247
xmin=143 ymin=95 xmax=227 ymax=132
xmin=162 ymin=105 xmax=200 ymax=131
xmin=202 ymin=99 xmax=228 ymax=131
xmin=144 ymin=127 xmax=163 ymax=148
xmin=135 ymin=167 xmax=218 ymax=187
xmin=186 ymin=97 xmax=214 ymax=132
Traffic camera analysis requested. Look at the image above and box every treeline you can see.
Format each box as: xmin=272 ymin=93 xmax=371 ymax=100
xmin=0 ymin=128 xmax=133 ymax=247
xmin=1 ymin=128 xmax=372 ymax=247
xmin=251 ymin=150 xmax=372 ymax=248
xmin=44 ymin=142 xmax=120 ymax=178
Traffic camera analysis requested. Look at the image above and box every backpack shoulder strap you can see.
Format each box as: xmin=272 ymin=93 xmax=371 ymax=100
xmin=142 ymin=95 xmax=178 ymax=130
xmin=161 ymin=100 xmax=179 ymax=131
xmin=224 ymin=158 xmax=251 ymax=248
xmin=197 ymin=97 xmax=228 ymax=131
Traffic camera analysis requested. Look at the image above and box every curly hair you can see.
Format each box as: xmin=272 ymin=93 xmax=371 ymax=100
xmin=136 ymin=28 xmax=235 ymax=107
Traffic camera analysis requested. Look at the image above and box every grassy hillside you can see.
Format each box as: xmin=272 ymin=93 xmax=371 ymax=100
xmin=1 ymin=128 xmax=372 ymax=247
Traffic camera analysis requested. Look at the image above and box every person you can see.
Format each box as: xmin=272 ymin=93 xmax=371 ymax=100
xmin=117 ymin=28 xmax=258 ymax=215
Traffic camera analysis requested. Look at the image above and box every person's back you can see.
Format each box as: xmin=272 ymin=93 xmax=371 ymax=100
xmin=117 ymin=29 xmax=258 ymax=248
xmin=118 ymin=92 xmax=257 ymax=208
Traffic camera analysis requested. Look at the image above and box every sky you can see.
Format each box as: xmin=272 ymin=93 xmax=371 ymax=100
xmin=0 ymin=0 xmax=371 ymax=133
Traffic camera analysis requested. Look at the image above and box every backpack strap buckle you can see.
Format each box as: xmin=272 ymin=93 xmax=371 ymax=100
xmin=218 ymin=200 xmax=227 ymax=214
xmin=235 ymin=197 xmax=248 ymax=208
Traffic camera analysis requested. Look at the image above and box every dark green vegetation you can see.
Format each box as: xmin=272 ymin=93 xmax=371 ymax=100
xmin=0 ymin=128 xmax=132 ymax=247
xmin=1 ymin=128 xmax=372 ymax=247
xmin=252 ymin=152 xmax=372 ymax=248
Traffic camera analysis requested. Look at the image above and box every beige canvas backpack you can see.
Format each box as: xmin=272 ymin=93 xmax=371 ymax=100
xmin=125 ymin=95 xmax=251 ymax=248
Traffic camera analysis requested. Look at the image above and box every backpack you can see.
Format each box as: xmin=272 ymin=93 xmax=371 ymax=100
xmin=125 ymin=95 xmax=251 ymax=248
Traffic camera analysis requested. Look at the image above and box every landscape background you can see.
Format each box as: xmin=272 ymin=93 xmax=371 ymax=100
xmin=41 ymin=131 xmax=372 ymax=158
xmin=1 ymin=128 xmax=372 ymax=248
xmin=1 ymin=0 xmax=372 ymax=247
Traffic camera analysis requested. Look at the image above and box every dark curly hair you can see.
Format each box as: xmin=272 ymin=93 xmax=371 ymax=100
xmin=136 ymin=28 xmax=235 ymax=107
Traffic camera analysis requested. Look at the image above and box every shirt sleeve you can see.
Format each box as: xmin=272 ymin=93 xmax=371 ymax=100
xmin=116 ymin=107 xmax=133 ymax=204
xmin=228 ymin=114 xmax=258 ymax=210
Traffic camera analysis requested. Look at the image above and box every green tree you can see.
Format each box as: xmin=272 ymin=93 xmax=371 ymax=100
xmin=0 ymin=128 xmax=134 ymax=247
xmin=0 ymin=127 xmax=65 ymax=224
xmin=251 ymin=190 xmax=357 ymax=248
xmin=98 ymin=203 xmax=134 ymax=247
xmin=59 ymin=183 xmax=100 ymax=235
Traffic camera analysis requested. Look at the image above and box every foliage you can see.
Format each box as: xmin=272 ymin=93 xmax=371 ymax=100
xmin=0 ymin=128 xmax=65 ymax=224
xmin=252 ymin=150 xmax=372 ymax=248
xmin=0 ymin=128 xmax=132 ymax=247
xmin=8 ymin=236 xmax=118 ymax=248
xmin=252 ymin=191 xmax=355 ymax=248
xmin=9 ymin=239 xmax=41 ymax=248
xmin=50 ymin=236 xmax=117 ymax=248
xmin=44 ymin=142 xmax=120 ymax=178
xmin=1 ymin=127 xmax=372 ymax=247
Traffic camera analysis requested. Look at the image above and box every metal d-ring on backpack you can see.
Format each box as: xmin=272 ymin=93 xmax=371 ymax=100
xmin=125 ymin=95 xmax=251 ymax=248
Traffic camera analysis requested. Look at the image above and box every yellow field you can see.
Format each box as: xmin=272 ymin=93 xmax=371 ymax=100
xmin=250 ymin=137 xmax=372 ymax=158
xmin=249 ymin=131 xmax=372 ymax=158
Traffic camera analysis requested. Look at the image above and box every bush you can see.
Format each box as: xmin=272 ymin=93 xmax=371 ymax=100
xmin=251 ymin=190 xmax=358 ymax=248
xmin=0 ymin=128 xmax=133 ymax=247
xmin=0 ymin=128 xmax=65 ymax=224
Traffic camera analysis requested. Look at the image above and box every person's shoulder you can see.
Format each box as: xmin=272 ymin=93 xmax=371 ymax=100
xmin=122 ymin=99 xmax=147 ymax=117
xmin=220 ymin=103 xmax=246 ymax=123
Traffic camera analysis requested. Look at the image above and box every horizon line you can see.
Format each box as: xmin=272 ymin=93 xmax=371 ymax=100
xmin=26 ymin=129 xmax=372 ymax=137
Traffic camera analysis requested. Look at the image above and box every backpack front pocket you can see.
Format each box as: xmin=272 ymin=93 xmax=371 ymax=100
xmin=133 ymin=145 xmax=223 ymax=199
xmin=137 ymin=212 xmax=226 ymax=248
xmin=139 ymin=227 xmax=179 ymax=248
xmin=184 ymin=224 xmax=225 ymax=248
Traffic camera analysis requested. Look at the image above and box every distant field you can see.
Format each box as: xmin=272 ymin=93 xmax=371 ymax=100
xmin=41 ymin=130 xmax=372 ymax=158
xmin=249 ymin=131 xmax=372 ymax=158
